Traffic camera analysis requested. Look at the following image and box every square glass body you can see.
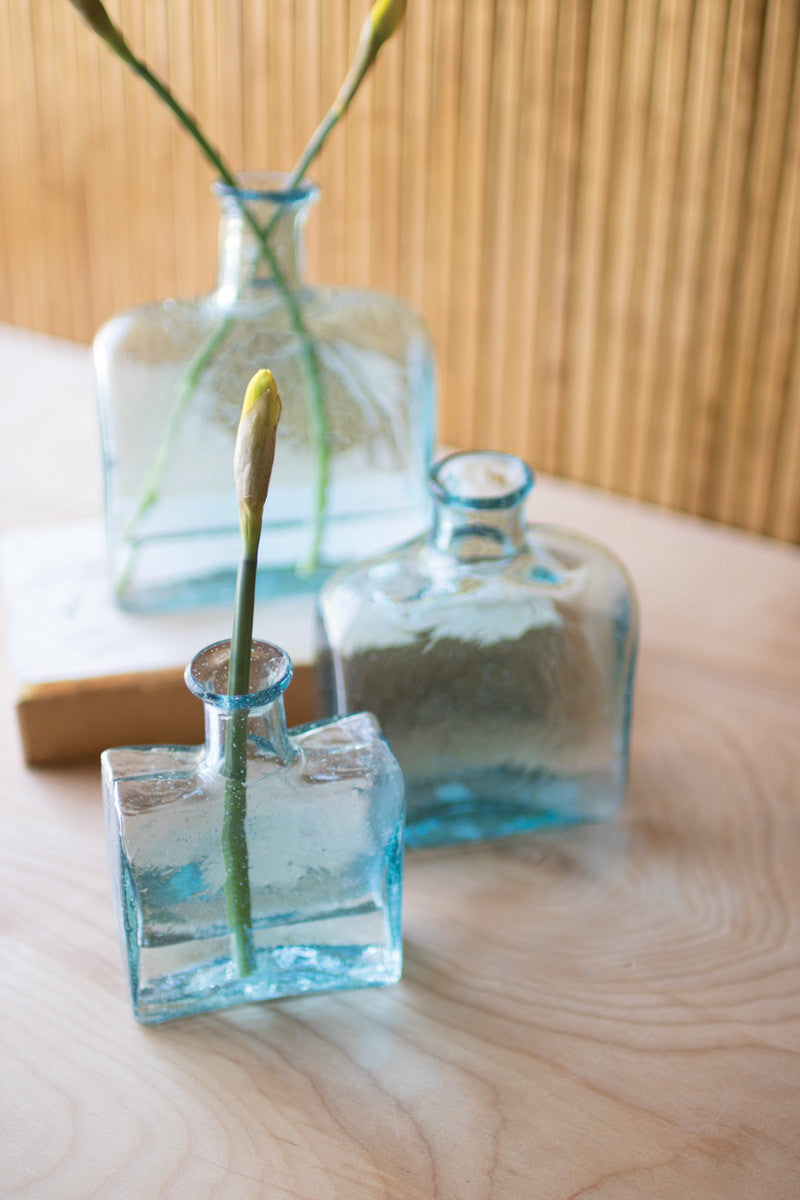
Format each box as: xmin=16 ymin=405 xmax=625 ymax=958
xmin=318 ymin=453 xmax=638 ymax=847
xmin=102 ymin=710 xmax=404 ymax=1023
xmin=93 ymin=175 xmax=436 ymax=612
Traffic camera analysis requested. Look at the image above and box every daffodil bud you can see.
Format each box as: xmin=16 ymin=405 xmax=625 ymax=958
xmin=333 ymin=0 xmax=407 ymax=119
xmin=366 ymin=0 xmax=408 ymax=57
xmin=67 ymin=0 xmax=133 ymax=63
xmin=234 ymin=369 xmax=282 ymax=556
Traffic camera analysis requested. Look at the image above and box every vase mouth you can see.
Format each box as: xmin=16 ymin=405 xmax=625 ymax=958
xmin=185 ymin=639 xmax=294 ymax=710
xmin=429 ymin=451 xmax=534 ymax=511
xmin=212 ymin=171 xmax=319 ymax=207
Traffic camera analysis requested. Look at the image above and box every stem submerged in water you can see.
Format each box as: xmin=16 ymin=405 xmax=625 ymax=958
xmin=118 ymin=193 xmax=327 ymax=590
xmin=88 ymin=28 xmax=329 ymax=588
xmin=221 ymin=552 xmax=259 ymax=976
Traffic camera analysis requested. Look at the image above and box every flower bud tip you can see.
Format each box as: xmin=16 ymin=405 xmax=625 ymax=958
xmin=234 ymin=370 xmax=282 ymax=555
xmin=368 ymin=0 xmax=407 ymax=51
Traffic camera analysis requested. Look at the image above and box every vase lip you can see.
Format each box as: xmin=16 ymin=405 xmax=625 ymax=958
xmin=185 ymin=639 xmax=294 ymax=711
xmin=429 ymin=451 xmax=534 ymax=511
xmin=212 ymin=171 xmax=319 ymax=207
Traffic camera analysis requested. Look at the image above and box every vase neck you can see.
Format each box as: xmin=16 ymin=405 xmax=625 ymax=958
xmin=185 ymin=639 xmax=297 ymax=771
xmin=202 ymin=698 xmax=295 ymax=769
xmin=429 ymin=451 xmax=534 ymax=562
xmin=213 ymin=172 xmax=318 ymax=305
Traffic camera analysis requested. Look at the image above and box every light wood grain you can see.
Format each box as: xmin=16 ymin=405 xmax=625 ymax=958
xmin=1 ymin=327 xmax=800 ymax=1198
xmin=2 ymin=0 xmax=799 ymax=543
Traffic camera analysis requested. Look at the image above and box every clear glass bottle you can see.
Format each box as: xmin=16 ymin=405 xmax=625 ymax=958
xmin=102 ymin=640 xmax=404 ymax=1023
xmin=93 ymin=172 xmax=436 ymax=612
xmin=318 ymin=451 xmax=638 ymax=848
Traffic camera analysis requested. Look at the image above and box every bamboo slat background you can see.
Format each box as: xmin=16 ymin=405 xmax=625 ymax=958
xmin=2 ymin=0 xmax=799 ymax=541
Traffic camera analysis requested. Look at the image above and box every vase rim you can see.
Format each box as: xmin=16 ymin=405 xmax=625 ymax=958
xmin=429 ymin=451 xmax=534 ymax=511
xmin=212 ymin=171 xmax=319 ymax=206
xmin=185 ymin=639 xmax=294 ymax=710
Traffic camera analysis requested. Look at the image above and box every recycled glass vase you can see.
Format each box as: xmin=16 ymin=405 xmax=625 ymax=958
xmin=102 ymin=639 xmax=404 ymax=1024
xmin=93 ymin=172 xmax=436 ymax=612
xmin=318 ymin=451 xmax=638 ymax=848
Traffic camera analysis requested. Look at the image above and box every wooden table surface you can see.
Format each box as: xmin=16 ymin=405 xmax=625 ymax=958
xmin=2 ymin=327 xmax=799 ymax=1198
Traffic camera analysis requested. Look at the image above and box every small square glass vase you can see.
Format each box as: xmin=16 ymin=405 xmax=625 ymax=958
xmin=102 ymin=640 xmax=404 ymax=1024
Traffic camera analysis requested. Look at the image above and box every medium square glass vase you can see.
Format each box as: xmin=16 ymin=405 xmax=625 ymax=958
xmin=102 ymin=640 xmax=404 ymax=1023
xmin=318 ymin=451 xmax=638 ymax=848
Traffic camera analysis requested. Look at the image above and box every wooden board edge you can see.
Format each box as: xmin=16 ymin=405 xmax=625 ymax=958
xmin=16 ymin=663 xmax=319 ymax=767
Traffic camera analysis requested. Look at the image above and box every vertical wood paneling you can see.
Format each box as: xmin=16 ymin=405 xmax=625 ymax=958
xmin=685 ymin=0 xmax=763 ymax=517
xmin=640 ymin=0 xmax=698 ymax=507
xmin=759 ymin=16 xmax=800 ymax=541
xmin=502 ymin=1 xmax=561 ymax=465
xmin=345 ymin=0 xmax=373 ymax=289
xmin=369 ymin=0 xmax=403 ymax=295
xmin=6 ymin=2 xmax=47 ymax=331
xmin=727 ymin=1 xmax=800 ymax=530
xmin=714 ymin=0 xmax=793 ymax=526
xmin=269 ymin=1 xmax=297 ymax=171
xmin=478 ymin=0 xmax=519 ymax=451
xmin=120 ymin=1 xmax=154 ymax=303
xmin=299 ymin=2 xmax=324 ymax=273
xmin=533 ymin=1 xmax=589 ymax=473
xmin=317 ymin=4 xmax=350 ymax=283
xmin=562 ymin=0 xmax=624 ymax=482
xmin=2 ymin=0 xmax=799 ymax=543
xmin=421 ymin=0 xmax=462 ymax=427
xmin=663 ymin=0 xmax=729 ymax=514
xmin=588 ymin=0 xmax=660 ymax=491
xmin=768 ymin=289 xmax=800 ymax=541
xmin=445 ymin=0 xmax=491 ymax=450
xmin=166 ymin=0 xmax=201 ymax=291
xmin=617 ymin=0 xmax=683 ymax=500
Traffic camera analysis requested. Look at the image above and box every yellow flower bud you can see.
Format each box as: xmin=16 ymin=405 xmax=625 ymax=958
xmin=234 ymin=370 xmax=282 ymax=556
xmin=332 ymin=0 xmax=407 ymax=120
xmin=67 ymin=0 xmax=132 ymax=62
xmin=367 ymin=0 xmax=408 ymax=54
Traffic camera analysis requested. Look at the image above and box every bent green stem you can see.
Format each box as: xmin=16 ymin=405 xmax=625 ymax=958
xmin=115 ymin=314 xmax=235 ymax=600
xmin=119 ymin=223 xmax=329 ymax=592
xmin=75 ymin=0 xmax=407 ymax=597
xmin=113 ymin=48 xmax=330 ymax=588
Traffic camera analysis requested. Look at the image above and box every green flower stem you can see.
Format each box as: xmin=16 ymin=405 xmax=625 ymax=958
xmin=250 ymin=239 xmax=329 ymax=575
xmin=221 ymin=551 xmax=259 ymax=976
xmin=284 ymin=0 xmax=408 ymax=191
xmin=221 ymin=712 xmax=254 ymax=975
xmin=112 ymin=46 xmax=330 ymax=581
xmin=221 ymin=368 xmax=280 ymax=980
xmin=76 ymin=0 xmax=408 ymax=593
xmin=229 ymin=554 xmax=258 ymax=694
xmin=115 ymin=314 xmax=234 ymax=600
xmin=119 ymin=231 xmax=329 ymax=584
